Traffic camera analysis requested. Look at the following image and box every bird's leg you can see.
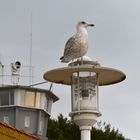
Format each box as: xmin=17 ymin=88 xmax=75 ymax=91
xmin=72 ymin=58 xmax=74 ymax=66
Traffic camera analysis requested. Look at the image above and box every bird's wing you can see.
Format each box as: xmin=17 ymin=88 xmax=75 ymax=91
xmin=64 ymin=36 xmax=79 ymax=55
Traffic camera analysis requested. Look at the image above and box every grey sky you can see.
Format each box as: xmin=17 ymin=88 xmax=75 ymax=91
xmin=0 ymin=0 xmax=140 ymax=139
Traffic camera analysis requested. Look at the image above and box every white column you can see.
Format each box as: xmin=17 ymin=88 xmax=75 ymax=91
xmin=80 ymin=126 xmax=91 ymax=140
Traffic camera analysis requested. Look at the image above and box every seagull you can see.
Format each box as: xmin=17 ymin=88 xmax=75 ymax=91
xmin=60 ymin=21 xmax=94 ymax=63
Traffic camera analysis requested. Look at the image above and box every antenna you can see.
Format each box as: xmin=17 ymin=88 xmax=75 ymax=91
xmin=49 ymin=83 xmax=53 ymax=91
xmin=0 ymin=54 xmax=4 ymax=86
xmin=30 ymin=11 xmax=33 ymax=85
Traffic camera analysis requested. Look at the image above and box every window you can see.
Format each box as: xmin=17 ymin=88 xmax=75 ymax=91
xmin=0 ymin=90 xmax=14 ymax=106
xmin=0 ymin=92 xmax=9 ymax=105
xmin=20 ymin=90 xmax=41 ymax=108
xmin=35 ymin=92 xmax=40 ymax=108
xmin=3 ymin=116 xmax=9 ymax=124
xmin=24 ymin=116 xmax=30 ymax=127
xmin=48 ymin=99 xmax=53 ymax=113
xmin=24 ymin=91 xmax=35 ymax=107
xmin=20 ymin=91 xmax=25 ymax=106
xmin=10 ymin=92 xmax=14 ymax=105
xmin=40 ymin=94 xmax=46 ymax=110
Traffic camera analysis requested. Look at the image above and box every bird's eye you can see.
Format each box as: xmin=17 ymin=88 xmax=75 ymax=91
xmin=81 ymin=21 xmax=86 ymax=24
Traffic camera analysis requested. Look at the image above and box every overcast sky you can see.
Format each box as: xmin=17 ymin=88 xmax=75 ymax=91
xmin=0 ymin=0 xmax=140 ymax=139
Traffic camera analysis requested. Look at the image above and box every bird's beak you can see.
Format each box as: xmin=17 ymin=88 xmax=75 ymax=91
xmin=88 ymin=24 xmax=95 ymax=27
xmin=87 ymin=23 xmax=94 ymax=27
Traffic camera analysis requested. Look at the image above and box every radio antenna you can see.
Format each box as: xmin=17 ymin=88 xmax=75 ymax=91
xmin=29 ymin=11 xmax=33 ymax=85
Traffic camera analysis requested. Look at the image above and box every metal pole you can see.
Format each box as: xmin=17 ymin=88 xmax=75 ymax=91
xmin=96 ymin=73 xmax=99 ymax=111
xmin=77 ymin=72 xmax=80 ymax=111
xmin=80 ymin=126 xmax=91 ymax=140
xmin=1 ymin=65 xmax=4 ymax=86
xmin=71 ymin=74 xmax=74 ymax=111
xmin=29 ymin=11 xmax=33 ymax=85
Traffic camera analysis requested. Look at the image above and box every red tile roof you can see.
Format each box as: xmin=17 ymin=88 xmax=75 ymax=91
xmin=0 ymin=122 xmax=42 ymax=140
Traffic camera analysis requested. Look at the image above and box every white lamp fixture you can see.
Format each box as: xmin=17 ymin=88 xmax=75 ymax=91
xmin=44 ymin=56 xmax=126 ymax=140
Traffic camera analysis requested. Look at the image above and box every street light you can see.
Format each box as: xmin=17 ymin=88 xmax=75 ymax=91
xmin=44 ymin=56 xmax=126 ymax=140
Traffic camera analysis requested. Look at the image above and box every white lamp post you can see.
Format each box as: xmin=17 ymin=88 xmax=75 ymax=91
xmin=44 ymin=56 xmax=126 ymax=140
xmin=70 ymin=70 xmax=100 ymax=140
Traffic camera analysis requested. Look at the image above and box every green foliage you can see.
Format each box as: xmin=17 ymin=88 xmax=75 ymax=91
xmin=91 ymin=122 xmax=125 ymax=140
xmin=47 ymin=114 xmax=80 ymax=140
xmin=47 ymin=114 xmax=126 ymax=140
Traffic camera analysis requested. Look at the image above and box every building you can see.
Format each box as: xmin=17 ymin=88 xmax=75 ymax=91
xmin=0 ymin=85 xmax=59 ymax=139
xmin=0 ymin=85 xmax=58 ymax=139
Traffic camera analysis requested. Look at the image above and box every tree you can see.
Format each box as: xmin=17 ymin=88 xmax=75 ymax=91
xmin=47 ymin=114 xmax=126 ymax=140
xmin=91 ymin=122 xmax=125 ymax=140
xmin=47 ymin=114 xmax=80 ymax=140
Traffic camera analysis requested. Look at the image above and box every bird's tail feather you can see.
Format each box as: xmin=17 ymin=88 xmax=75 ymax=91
xmin=60 ymin=56 xmax=64 ymax=60
xmin=60 ymin=56 xmax=70 ymax=63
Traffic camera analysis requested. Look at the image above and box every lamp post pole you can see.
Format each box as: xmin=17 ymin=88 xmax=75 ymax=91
xmin=81 ymin=126 xmax=91 ymax=140
xmin=44 ymin=57 xmax=126 ymax=140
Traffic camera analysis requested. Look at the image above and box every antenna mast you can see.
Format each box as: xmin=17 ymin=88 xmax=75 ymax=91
xmin=30 ymin=12 xmax=33 ymax=85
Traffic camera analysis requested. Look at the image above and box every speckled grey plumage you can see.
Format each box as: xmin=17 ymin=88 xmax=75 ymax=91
xmin=60 ymin=21 xmax=94 ymax=63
